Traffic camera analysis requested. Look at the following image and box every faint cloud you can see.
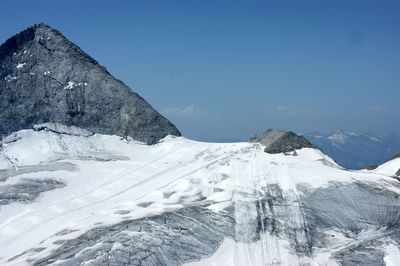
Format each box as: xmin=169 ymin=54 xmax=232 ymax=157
xmin=162 ymin=105 xmax=208 ymax=117
xmin=274 ymin=105 xmax=318 ymax=116
xmin=276 ymin=105 xmax=292 ymax=111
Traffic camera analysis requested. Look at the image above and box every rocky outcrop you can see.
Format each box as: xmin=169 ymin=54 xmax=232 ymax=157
xmin=33 ymin=122 xmax=93 ymax=137
xmin=252 ymin=129 xmax=315 ymax=154
xmin=0 ymin=23 xmax=180 ymax=144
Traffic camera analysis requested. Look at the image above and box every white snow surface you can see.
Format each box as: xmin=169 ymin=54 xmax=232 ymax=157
xmin=16 ymin=63 xmax=26 ymax=69
xmin=0 ymin=130 xmax=399 ymax=265
xmin=5 ymin=75 xmax=18 ymax=82
xmin=384 ymin=243 xmax=400 ymax=266
xmin=363 ymin=157 xmax=400 ymax=177
xmin=63 ymin=81 xmax=75 ymax=90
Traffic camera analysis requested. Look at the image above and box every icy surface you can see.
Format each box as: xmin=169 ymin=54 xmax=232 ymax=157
xmin=0 ymin=129 xmax=399 ymax=265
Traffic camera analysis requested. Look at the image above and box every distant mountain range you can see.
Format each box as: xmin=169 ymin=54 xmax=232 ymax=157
xmin=302 ymin=131 xmax=400 ymax=169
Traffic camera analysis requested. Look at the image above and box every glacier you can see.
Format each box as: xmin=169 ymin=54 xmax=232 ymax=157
xmin=1 ymin=129 xmax=400 ymax=265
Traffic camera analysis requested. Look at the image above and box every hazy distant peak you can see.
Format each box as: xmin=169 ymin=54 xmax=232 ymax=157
xmin=327 ymin=132 xmax=349 ymax=144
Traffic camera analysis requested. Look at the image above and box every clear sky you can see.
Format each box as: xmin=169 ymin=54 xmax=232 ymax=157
xmin=1 ymin=0 xmax=399 ymax=141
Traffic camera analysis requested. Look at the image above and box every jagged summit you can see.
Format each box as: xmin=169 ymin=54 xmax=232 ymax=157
xmin=0 ymin=24 xmax=180 ymax=144
xmin=252 ymin=129 xmax=315 ymax=154
xmin=0 ymin=23 xmax=99 ymax=65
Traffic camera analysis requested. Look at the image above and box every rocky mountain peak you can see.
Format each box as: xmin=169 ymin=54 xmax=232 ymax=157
xmin=0 ymin=24 xmax=180 ymax=144
xmin=1 ymin=23 xmax=103 ymax=72
xmin=1 ymin=24 xmax=52 ymax=56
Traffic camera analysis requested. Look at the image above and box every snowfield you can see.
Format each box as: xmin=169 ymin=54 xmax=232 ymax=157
xmin=0 ymin=130 xmax=400 ymax=265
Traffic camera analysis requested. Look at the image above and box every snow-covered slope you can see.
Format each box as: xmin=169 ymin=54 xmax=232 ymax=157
xmin=1 ymin=130 xmax=400 ymax=265
xmin=366 ymin=156 xmax=400 ymax=178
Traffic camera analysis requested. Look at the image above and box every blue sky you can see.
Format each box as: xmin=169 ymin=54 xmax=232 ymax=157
xmin=1 ymin=1 xmax=399 ymax=141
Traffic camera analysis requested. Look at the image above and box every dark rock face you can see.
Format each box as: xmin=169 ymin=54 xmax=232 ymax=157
xmin=0 ymin=24 xmax=180 ymax=144
xmin=252 ymin=129 xmax=315 ymax=154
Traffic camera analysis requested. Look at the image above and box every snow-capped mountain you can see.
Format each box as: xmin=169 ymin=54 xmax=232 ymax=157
xmin=1 ymin=24 xmax=400 ymax=266
xmin=303 ymin=131 xmax=400 ymax=169
xmin=1 ymin=128 xmax=400 ymax=265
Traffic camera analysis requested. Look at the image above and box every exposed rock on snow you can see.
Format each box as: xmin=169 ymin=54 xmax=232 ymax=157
xmin=252 ymin=129 xmax=314 ymax=154
xmin=33 ymin=123 xmax=93 ymax=137
xmin=0 ymin=23 xmax=180 ymax=144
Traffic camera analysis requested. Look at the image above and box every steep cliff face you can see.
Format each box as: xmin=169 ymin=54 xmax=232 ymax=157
xmin=0 ymin=23 xmax=180 ymax=144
